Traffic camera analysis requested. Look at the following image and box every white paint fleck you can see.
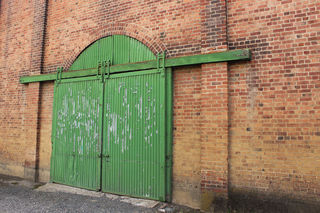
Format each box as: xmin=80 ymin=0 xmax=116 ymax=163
xmin=147 ymin=109 xmax=150 ymax=121
xmin=139 ymin=96 xmax=143 ymax=119
xmin=118 ymin=82 xmax=125 ymax=93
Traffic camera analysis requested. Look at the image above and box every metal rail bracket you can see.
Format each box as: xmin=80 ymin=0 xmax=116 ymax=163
xmin=157 ymin=51 xmax=166 ymax=78
xmin=56 ymin=67 xmax=63 ymax=84
xmin=106 ymin=59 xmax=111 ymax=79
xmin=97 ymin=62 xmax=102 ymax=80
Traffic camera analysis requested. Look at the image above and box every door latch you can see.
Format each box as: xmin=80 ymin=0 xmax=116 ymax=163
xmin=98 ymin=154 xmax=110 ymax=161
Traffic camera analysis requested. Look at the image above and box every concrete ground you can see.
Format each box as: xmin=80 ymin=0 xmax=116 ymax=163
xmin=3 ymin=174 xmax=319 ymax=213
xmin=0 ymin=174 xmax=198 ymax=213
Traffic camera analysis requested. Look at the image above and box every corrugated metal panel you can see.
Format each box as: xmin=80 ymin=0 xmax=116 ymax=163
xmin=102 ymin=69 xmax=166 ymax=201
xmin=113 ymin=35 xmax=130 ymax=65
xmin=69 ymin=35 xmax=156 ymax=71
xmin=129 ymin=36 xmax=155 ymax=63
xmin=50 ymin=77 xmax=102 ymax=190
xmin=51 ymin=35 xmax=172 ymax=201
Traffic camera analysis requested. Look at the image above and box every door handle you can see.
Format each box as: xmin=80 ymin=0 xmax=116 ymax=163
xmin=104 ymin=154 xmax=110 ymax=162
xmin=98 ymin=154 xmax=110 ymax=161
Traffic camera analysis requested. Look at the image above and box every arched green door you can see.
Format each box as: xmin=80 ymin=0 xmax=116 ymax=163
xmin=51 ymin=35 xmax=172 ymax=201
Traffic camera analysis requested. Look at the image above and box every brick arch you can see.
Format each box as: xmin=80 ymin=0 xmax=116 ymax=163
xmin=62 ymin=22 xmax=168 ymax=70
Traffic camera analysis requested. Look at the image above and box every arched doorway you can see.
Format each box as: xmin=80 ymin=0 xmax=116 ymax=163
xmin=50 ymin=35 xmax=172 ymax=201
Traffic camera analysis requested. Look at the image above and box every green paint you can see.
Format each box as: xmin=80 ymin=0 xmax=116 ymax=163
xmin=167 ymin=49 xmax=251 ymax=66
xmin=51 ymin=69 xmax=170 ymax=200
xmin=50 ymin=78 xmax=102 ymax=190
xmin=165 ymin=67 xmax=173 ymax=202
xmin=69 ymin=35 xmax=155 ymax=71
xmin=102 ymin=69 xmax=168 ymax=201
xmin=50 ymin=35 xmax=172 ymax=201
xmin=20 ymin=49 xmax=251 ymax=84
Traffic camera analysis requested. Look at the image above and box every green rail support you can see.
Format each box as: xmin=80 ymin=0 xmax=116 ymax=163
xmin=20 ymin=49 xmax=251 ymax=84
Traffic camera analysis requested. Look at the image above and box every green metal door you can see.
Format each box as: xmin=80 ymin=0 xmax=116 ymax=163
xmin=50 ymin=77 xmax=103 ymax=190
xmin=50 ymin=35 xmax=172 ymax=200
xmin=102 ymin=69 xmax=167 ymax=201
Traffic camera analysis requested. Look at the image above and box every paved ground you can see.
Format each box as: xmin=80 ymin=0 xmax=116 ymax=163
xmin=2 ymin=174 xmax=319 ymax=213
xmin=0 ymin=174 xmax=197 ymax=213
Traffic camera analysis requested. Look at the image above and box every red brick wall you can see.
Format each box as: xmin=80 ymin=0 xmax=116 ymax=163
xmin=0 ymin=0 xmax=319 ymax=210
xmin=0 ymin=0 xmax=33 ymax=177
xmin=201 ymin=0 xmax=228 ymax=52
xmin=173 ymin=63 xmax=229 ymax=209
xmin=42 ymin=0 xmax=203 ymax=73
xmin=200 ymin=63 xmax=228 ymax=203
xmin=24 ymin=0 xmax=48 ymax=181
xmin=228 ymin=0 xmax=320 ymax=202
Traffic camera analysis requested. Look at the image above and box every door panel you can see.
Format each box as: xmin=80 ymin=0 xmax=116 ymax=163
xmin=102 ymin=70 xmax=166 ymax=201
xmin=50 ymin=69 xmax=170 ymax=200
xmin=50 ymin=78 xmax=102 ymax=190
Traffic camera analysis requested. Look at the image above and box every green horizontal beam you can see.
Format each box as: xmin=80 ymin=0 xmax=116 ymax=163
xmin=20 ymin=49 xmax=251 ymax=84
xmin=166 ymin=48 xmax=251 ymax=67
xmin=20 ymin=68 xmax=97 ymax=84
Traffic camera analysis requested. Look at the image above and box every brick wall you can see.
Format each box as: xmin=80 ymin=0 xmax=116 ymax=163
xmin=42 ymin=0 xmax=203 ymax=73
xmin=38 ymin=82 xmax=54 ymax=182
xmin=200 ymin=62 xmax=228 ymax=209
xmin=173 ymin=66 xmax=202 ymax=208
xmin=228 ymin=0 xmax=320 ymax=203
xmin=0 ymin=0 xmax=33 ymax=177
xmin=24 ymin=0 xmax=48 ymax=181
xmin=0 ymin=0 xmax=319 ymax=210
xmin=201 ymin=0 xmax=228 ymax=53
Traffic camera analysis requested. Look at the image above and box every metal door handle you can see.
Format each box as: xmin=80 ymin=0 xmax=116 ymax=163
xmin=105 ymin=154 xmax=110 ymax=162
xmin=98 ymin=154 xmax=110 ymax=159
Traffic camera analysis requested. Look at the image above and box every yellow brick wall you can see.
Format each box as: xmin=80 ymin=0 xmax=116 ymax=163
xmin=38 ymin=82 xmax=54 ymax=182
xmin=172 ymin=66 xmax=202 ymax=208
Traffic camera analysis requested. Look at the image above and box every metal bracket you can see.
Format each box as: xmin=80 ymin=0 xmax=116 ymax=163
xmin=98 ymin=60 xmax=111 ymax=82
xmin=98 ymin=153 xmax=110 ymax=161
xmin=97 ymin=61 xmax=102 ymax=80
xmin=106 ymin=59 xmax=111 ymax=79
xmin=101 ymin=61 xmax=106 ymax=83
xmin=157 ymin=51 xmax=166 ymax=77
xmin=56 ymin=67 xmax=63 ymax=84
